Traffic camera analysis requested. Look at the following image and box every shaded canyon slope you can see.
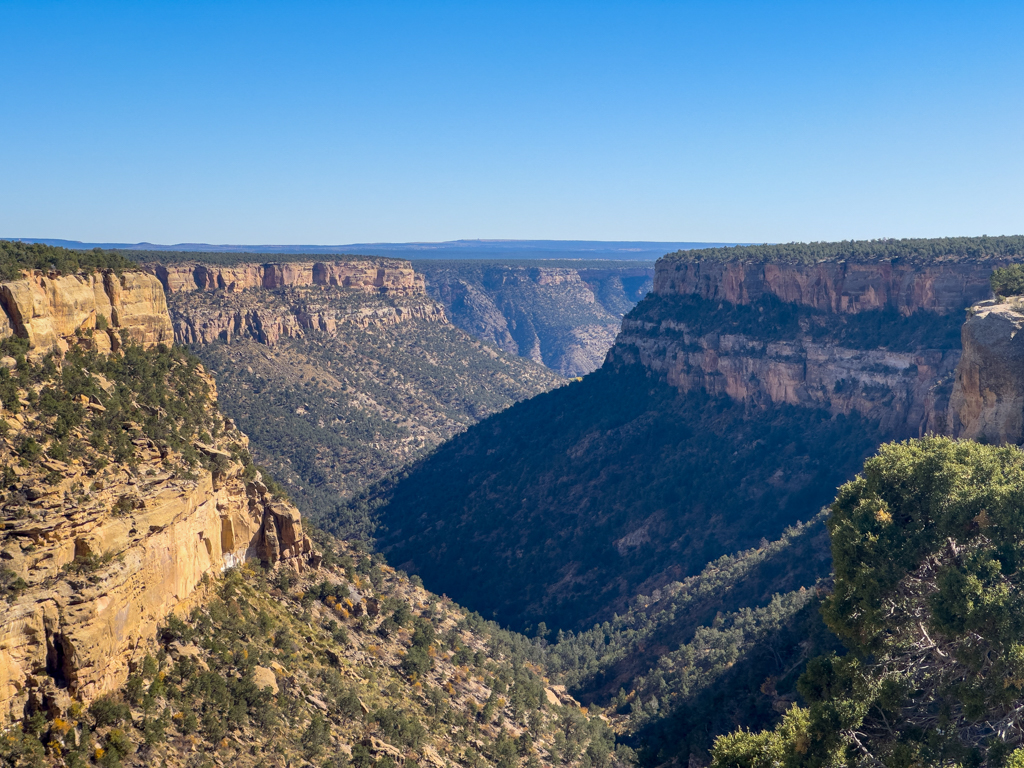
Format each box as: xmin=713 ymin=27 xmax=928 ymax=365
xmin=150 ymin=257 xmax=565 ymax=537
xmin=416 ymin=260 xmax=655 ymax=377
xmin=375 ymin=237 xmax=1020 ymax=635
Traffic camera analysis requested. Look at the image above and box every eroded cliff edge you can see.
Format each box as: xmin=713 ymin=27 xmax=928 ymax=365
xmin=613 ymin=258 xmax=997 ymax=436
xmin=948 ymin=297 xmax=1024 ymax=444
xmin=0 ymin=269 xmax=173 ymax=355
xmin=147 ymin=258 xmax=447 ymax=346
xmin=0 ymin=269 xmax=316 ymax=724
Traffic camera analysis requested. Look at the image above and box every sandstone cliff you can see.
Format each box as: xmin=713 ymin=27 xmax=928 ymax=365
xmin=148 ymin=257 xmax=448 ymax=347
xmin=169 ymin=287 xmax=446 ymax=347
xmin=947 ymin=298 xmax=1024 ymax=444
xmin=610 ymin=258 xmax=997 ymax=436
xmin=150 ymin=258 xmax=425 ymax=296
xmin=0 ymin=269 xmax=173 ymax=355
xmin=0 ymin=271 xmax=316 ymax=725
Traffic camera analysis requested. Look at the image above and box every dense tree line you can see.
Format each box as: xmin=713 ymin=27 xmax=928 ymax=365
xmin=991 ymin=264 xmax=1024 ymax=297
xmin=0 ymin=239 xmax=137 ymax=281
xmin=126 ymin=250 xmax=376 ymax=267
xmin=665 ymin=235 xmax=1024 ymax=265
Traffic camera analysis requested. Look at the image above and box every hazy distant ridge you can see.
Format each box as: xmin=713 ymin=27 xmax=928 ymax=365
xmin=8 ymin=237 xmax=738 ymax=261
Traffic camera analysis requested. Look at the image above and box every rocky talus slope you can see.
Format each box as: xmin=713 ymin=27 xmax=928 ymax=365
xmin=417 ymin=261 xmax=654 ymax=377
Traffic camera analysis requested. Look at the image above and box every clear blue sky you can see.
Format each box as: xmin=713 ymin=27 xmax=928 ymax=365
xmin=2 ymin=1 xmax=1022 ymax=245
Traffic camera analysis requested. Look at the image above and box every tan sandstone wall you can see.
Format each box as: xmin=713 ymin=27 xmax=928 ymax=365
xmin=947 ymin=299 xmax=1024 ymax=444
xmin=653 ymin=259 xmax=995 ymax=315
xmin=0 ymin=270 xmax=173 ymax=355
xmin=610 ymin=258 xmax=998 ymax=436
xmin=150 ymin=259 xmax=426 ymax=297
xmin=0 ymin=270 xmax=316 ymax=723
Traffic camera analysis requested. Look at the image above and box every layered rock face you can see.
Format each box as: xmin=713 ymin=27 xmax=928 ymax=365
xmin=0 ymin=270 xmax=316 ymax=724
xmin=419 ymin=262 xmax=655 ymax=376
xmin=0 ymin=270 xmax=173 ymax=355
xmin=170 ymin=288 xmax=446 ymax=347
xmin=612 ymin=258 xmax=997 ymax=437
xmin=654 ymin=259 xmax=995 ymax=314
xmin=150 ymin=258 xmax=425 ymax=297
xmin=151 ymin=258 xmax=447 ymax=347
xmin=948 ymin=298 xmax=1024 ymax=444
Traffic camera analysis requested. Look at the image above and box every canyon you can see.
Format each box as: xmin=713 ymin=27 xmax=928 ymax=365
xmin=0 ymin=251 xmax=607 ymax=767
xmin=375 ymin=248 xmax=1017 ymax=634
xmin=144 ymin=257 xmax=563 ymax=537
xmin=417 ymin=260 xmax=655 ymax=376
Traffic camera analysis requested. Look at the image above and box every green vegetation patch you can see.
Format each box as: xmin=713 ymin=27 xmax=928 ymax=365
xmin=129 ymin=250 xmax=379 ymax=267
xmin=711 ymin=437 xmax=1024 ymax=767
xmin=0 ymin=240 xmax=137 ymax=281
xmin=663 ymin=234 xmax=1024 ymax=266
xmin=991 ymin=263 xmax=1024 ymax=298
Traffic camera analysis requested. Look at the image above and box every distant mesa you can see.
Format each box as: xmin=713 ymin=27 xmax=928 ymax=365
xmin=6 ymin=237 xmax=741 ymax=261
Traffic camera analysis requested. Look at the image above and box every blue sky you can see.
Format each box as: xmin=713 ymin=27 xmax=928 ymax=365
xmin=2 ymin=1 xmax=1022 ymax=244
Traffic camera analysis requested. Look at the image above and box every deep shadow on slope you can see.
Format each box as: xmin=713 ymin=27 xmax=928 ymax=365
xmin=627 ymin=596 xmax=844 ymax=767
xmin=376 ymin=361 xmax=887 ymax=633
xmin=552 ymin=516 xmax=833 ymax=706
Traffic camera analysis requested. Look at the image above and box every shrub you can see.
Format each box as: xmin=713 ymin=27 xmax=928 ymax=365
xmin=89 ymin=697 xmax=130 ymax=727
xmin=992 ymin=264 xmax=1024 ymax=297
xmin=302 ymin=712 xmax=329 ymax=758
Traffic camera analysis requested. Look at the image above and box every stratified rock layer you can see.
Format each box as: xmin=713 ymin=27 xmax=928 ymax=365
xmin=654 ymin=259 xmax=994 ymax=315
xmin=150 ymin=259 xmax=425 ymax=296
xmin=610 ymin=258 xmax=998 ymax=436
xmin=0 ymin=270 xmax=173 ymax=354
xmin=169 ymin=288 xmax=446 ymax=347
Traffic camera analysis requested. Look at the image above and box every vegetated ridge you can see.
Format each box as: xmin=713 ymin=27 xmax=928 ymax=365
xmin=662 ymin=234 xmax=1024 ymax=264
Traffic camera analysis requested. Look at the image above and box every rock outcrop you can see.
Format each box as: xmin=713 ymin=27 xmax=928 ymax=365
xmin=0 ymin=269 xmax=316 ymax=724
xmin=148 ymin=258 xmax=448 ymax=348
xmin=948 ymin=298 xmax=1024 ymax=444
xmin=150 ymin=259 xmax=425 ymax=297
xmin=170 ymin=288 xmax=446 ymax=347
xmin=613 ymin=315 xmax=961 ymax=436
xmin=0 ymin=270 xmax=173 ymax=355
